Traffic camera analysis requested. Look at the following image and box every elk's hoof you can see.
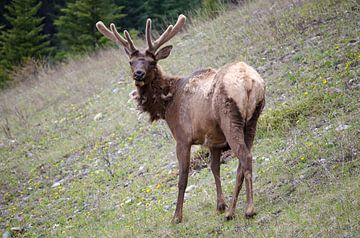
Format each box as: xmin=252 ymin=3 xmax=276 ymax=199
xmin=245 ymin=206 xmax=256 ymax=218
xmin=225 ymin=211 xmax=235 ymax=221
xmin=217 ymin=202 xmax=227 ymax=213
xmin=245 ymin=212 xmax=256 ymax=219
xmin=171 ymin=216 xmax=182 ymax=224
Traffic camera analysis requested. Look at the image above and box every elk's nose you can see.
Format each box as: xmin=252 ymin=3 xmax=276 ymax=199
xmin=134 ymin=70 xmax=145 ymax=80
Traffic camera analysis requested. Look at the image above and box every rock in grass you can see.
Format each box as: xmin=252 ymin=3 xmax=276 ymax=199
xmin=51 ymin=179 xmax=64 ymax=188
xmin=185 ymin=185 xmax=196 ymax=193
xmin=319 ymin=158 xmax=326 ymax=164
xmin=51 ymin=182 xmax=61 ymax=188
xmin=166 ymin=161 xmax=177 ymax=169
xmin=163 ymin=205 xmax=171 ymax=211
xmin=93 ymin=113 xmax=103 ymax=121
xmin=10 ymin=227 xmax=22 ymax=232
xmin=2 ymin=231 xmax=10 ymax=238
xmin=335 ymin=124 xmax=349 ymax=131
xmin=112 ymin=88 xmax=119 ymax=94
xmin=138 ymin=166 xmax=148 ymax=175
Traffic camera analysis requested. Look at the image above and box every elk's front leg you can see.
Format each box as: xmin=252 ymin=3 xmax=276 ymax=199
xmin=172 ymin=142 xmax=191 ymax=224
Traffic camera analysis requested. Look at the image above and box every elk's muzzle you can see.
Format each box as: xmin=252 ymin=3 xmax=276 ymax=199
xmin=134 ymin=70 xmax=145 ymax=87
xmin=134 ymin=70 xmax=145 ymax=80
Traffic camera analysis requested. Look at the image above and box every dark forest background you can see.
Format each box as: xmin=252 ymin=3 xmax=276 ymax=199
xmin=0 ymin=0 xmax=242 ymax=87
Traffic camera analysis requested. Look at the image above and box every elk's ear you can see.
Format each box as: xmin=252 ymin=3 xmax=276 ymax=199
xmin=155 ymin=45 xmax=173 ymax=61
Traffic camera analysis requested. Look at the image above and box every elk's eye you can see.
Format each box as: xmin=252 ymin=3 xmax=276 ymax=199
xmin=129 ymin=61 xmax=133 ymax=66
xmin=150 ymin=61 xmax=156 ymax=66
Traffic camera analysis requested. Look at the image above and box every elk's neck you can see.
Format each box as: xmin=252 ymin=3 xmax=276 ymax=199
xmin=135 ymin=67 xmax=179 ymax=122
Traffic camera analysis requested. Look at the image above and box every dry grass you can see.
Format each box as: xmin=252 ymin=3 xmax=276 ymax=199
xmin=0 ymin=49 xmax=130 ymax=120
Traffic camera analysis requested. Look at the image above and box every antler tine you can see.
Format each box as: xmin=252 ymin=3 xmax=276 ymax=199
xmin=124 ymin=30 xmax=137 ymax=52
xmin=96 ymin=21 xmax=118 ymax=43
xmin=147 ymin=14 xmax=186 ymax=53
xmin=145 ymin=18 xmax=154 ymax=51
xmin=96 ymin=21 xmax=138 ymax=54
xmin=109 ymin=23 xmax=128 ymax=47
xmin=159 ymin=14 xmax=186 ymax=44
xmin=152 ymin=25 xmax=173 ymax=49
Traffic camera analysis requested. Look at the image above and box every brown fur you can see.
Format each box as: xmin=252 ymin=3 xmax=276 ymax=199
xmin=135 ymin=67 xmax=180 ymax=122
xmin=96 ymin=15 xmax=266 ymax=224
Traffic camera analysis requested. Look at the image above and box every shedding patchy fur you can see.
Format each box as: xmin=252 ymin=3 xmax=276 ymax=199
xmin=221 ymin=62 xmax=265 ymax=121
xmin=184 ymin=68 xmax=217 ymax=96
xmin=135 ymin=69 xmax=180 ymax=122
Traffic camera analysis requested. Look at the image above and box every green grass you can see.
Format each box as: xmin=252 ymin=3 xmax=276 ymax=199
xmin=1 ymin=0 xmax=359 ymax=237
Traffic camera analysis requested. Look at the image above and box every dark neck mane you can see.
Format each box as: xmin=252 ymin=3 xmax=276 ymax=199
xmin=135 ymin=67 xmax=179 ymax=122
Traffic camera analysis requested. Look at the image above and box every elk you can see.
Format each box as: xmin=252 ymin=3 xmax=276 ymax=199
xmin=96 ymin=14 xmax=265 ymax=223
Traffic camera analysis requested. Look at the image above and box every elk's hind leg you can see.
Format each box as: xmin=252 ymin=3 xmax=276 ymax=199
xmin=242 ymin=99 xmax=264 ymax=218
xmin=244 ymin=99 xmax=265 ymax=150
xmin=223 ymin=140 xmax=251 ymax=220
xmin=225 ymin=152 xmax=245 ymax=220
xmin=210 ymin=147 xmax=227 ymax=212
xmin=219 ymin=99 xmax=255 ymax=220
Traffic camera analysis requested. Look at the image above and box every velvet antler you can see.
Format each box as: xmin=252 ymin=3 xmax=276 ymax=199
xmin=96 ymin=21 xmax=138 ymax=55
xmin=96 ymin=14 xmax=186 ymax=56
xmin=145 ymin=14 xmax=186 ymax=54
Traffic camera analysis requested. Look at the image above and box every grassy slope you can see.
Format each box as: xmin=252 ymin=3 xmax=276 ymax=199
xmin=1 ymin=0 xmax=359 ymax=237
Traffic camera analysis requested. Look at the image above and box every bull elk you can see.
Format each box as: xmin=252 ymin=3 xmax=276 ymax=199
xmin=96 ymin=14 xmax=265 ymax=223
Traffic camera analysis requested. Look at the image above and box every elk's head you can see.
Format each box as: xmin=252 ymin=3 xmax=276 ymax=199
xmin=96 ymin=15 xmax=186 ymax=87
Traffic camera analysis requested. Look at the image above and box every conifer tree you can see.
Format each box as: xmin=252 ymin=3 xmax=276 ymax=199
xmin=202 ymin=0 xmax=222 ymax=14
xmin=115 ymin=0 xmax=144 ymax=31
xmin=0 ymin=24 xmax=9 ymax=87
xmin=0 ymin=0 xmax=51 ymax=68
xmin=54 ymin=0 xmax=124 ymax=58
xmin=143 ymin=0 xmax=201 ymax=31
xmin=162 ymin=0 xmax=202 ymax=20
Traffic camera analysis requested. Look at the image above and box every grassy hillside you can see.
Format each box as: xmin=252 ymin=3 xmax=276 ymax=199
xmin=1 ymin=0 xmax=359 ymax=237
